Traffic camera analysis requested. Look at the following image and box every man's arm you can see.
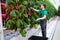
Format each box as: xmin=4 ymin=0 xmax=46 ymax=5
xmin=31 ymin=7 xmax=39 ymax=12
xmin=40 ymin=10 xmax=47 ymax=20
xmin=36 ymin=15 xmax=46 ymax=21
xmin=36 ymin=10 xmax=47 ymax=21
xmin=39 ymin=15 xmax=46 ymax=20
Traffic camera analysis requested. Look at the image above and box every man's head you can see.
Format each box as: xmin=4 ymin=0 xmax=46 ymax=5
xmin=41 ymin=4 xmax=46 ymax=9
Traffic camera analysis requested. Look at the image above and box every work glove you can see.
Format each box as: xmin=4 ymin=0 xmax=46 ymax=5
xmin=30 ymin=7 xmax=33 ymax=10
xmin=36 ymin=18 xmax=40 ymax=21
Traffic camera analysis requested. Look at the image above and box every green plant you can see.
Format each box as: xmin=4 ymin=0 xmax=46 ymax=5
xmin=20 ymin=29 xmax=27 ymax=37
xmin=58 ymin=6 xmax=60 ymax=16
xmin=6 ymin=20 xmax=15 ymax=29
xmin=56 ymin=6 xmax=60 ymax=16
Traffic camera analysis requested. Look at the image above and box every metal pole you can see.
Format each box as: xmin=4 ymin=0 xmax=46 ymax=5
xmin=0 ymin=1 xmax=4 ymax=40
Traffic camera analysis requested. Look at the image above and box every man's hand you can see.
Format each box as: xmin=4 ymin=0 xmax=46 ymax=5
xmin=36 ymin=18 xmax=40 ymax=21
xmin=30 ymin=7 xmax=33 ymax=9
xmin=30 ymin=7 xmax=39 ymax=12
xmin=36 ymin=15 xmax=46 ymax=21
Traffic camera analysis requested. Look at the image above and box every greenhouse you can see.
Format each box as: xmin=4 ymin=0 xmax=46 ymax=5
xmin=0 ymin=0 xmax=60 ymax=40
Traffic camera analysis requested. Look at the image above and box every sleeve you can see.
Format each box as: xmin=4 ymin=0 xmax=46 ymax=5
xmin=44 ymin=11 xmax=47 ymax=16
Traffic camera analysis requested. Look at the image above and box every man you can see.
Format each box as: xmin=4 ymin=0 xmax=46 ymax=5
xmin=31 ymin=4 xmax=48 ymax=37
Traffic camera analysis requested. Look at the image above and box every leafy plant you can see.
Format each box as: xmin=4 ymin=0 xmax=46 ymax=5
xmin=23 ymin=1 xmax=28 ymax=6
xmin=20 ymin=29 xmax=27 ymax=37
xmin=16 ymin=19 xmax=23 ymax=28
xmin=6 ymin=20 xmax=15 ymax=29
xmin=10 ymin=10 xmax=19 ymax=19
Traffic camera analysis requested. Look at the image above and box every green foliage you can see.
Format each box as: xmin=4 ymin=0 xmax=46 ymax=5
xmin=20 ymin=30 xmax=27 ymax=37
xmin=56 ymin=6 xmax=60 ymax=16
xmin=27 ymin=18 xmax=31 ymax=24
xmin=10 ymin=10 xmax=19 ymax=19
xmin=33 ymin=24 xmax=38 ymax=29
xmin=19 ymin=5 xmax=26 ymax=12
xmin=29 ymin=1 xmax=35 ymax=6
xmin=54 ymin=6 xmax=60 ymax=16
xmin=6 ymin=0 xmax=19 ymax=7
xmin=19 ymin=13 xmax=28 ymax=19
xmin=16 ymin=19 xmax=23 ymax=27
xmin=6 ymin=20 xmax=15 ymax=29
xmin=23 ymin=1 xmax=28 ymax=6
xmin=58 ymin=6 xmax=60 ymax=15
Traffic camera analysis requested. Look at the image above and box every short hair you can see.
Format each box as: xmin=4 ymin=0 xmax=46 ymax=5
xmin=43 ymin=4 xmax=46 ymax=8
